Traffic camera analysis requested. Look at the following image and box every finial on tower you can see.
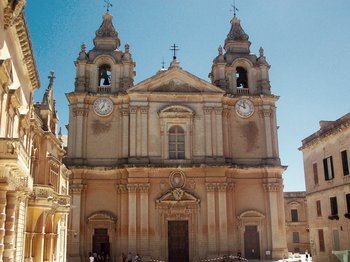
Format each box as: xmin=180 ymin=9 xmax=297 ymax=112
xmin=230 ymin=0 xmax=239 ymax=17
xmin=170 ymin=43 xmax=180 ymax=60
xmin=104 ymin=0 xmax=113 ymax=13
xmin=48 ymin=71 xmax=55 ymax=86
xmin=161 ymin=57 xmax=165 ymax=69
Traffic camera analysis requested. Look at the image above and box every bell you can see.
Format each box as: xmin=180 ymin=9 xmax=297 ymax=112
xmin=103 ymin=76 xmax=110 ymax=86
xmin=101 ymin=70 xmax=110 ymax=86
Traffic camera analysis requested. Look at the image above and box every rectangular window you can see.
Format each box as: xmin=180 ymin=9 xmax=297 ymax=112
xmin=346 ymin=193 xmax=350 ymax=214
xmin=318 ymin=229 xmax=325 ymax=252
xmin=333 ymin=230 xmax=340 ymax=251
xmin=330 ymin=196 xmax=338 ymax=216
xmin=341 ymin=150 xmax=349 ymax=176
xmin=323 ymin=156 xmax=334 ymax=180
xmin=291 ymin=209 xmax=298 ymax=222
xmin=313 ymin=163 xmax=319 ymax=185
xmin=316 ymin=200 xmax=322 ymax=217
xmin=292 ymin=232 xmax=300 ymax=243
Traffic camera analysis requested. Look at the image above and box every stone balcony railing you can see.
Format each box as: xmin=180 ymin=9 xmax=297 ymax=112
xmin=236 ymin=88 xmax=249 ymax=95
xmin=0 ymin=137 xmax=30 ymax=170
xmin=32 ymin=185 xmax=70 ymax=207
xmin=97 ymin=86 xmax=111 ymax=93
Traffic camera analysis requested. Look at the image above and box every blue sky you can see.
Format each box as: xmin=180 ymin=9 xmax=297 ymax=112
xmin=25 ymin=1 xmax=350 ymax=192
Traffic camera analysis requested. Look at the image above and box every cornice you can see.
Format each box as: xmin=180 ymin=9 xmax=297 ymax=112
xmin=11 ymin=12 xmax=40 ymax=90
xmin=300 ymin=116 xmax=350 ymax=151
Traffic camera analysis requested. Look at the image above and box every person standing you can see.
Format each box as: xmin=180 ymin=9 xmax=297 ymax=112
xmin=89 ymin=252 xmax=94 ymax=262
xmin=127 ymin=252 xmax=132 ymax=262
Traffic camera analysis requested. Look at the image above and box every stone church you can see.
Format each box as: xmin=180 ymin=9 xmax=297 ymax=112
xmin=65 ymin=10 xmax=288 ymax=262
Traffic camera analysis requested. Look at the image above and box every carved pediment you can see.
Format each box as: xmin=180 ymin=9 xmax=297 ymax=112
xmin=87 ymin=211 xmax=117 ymax=223
xmin=159 ymin=105 xmax=194 ymax=119
xmin=153 ymin=80 xmax=201 ymax=93
xmin=238 ymin=210 xmax=265 ymax=219
xmin=129 ymin=67 xmax=224 ymax=94
xmin=156 ymin=188 xmax=200 ymax=205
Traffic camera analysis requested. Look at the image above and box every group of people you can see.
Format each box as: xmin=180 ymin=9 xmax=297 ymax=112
xmin=88 ymin=252 xmax=110 ymax=262
xmin=122 ymin=252 xmax=142 ymax=262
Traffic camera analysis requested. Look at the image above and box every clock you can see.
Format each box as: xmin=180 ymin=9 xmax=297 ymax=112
xmin=93 ymin=97 xmax=113 ymax=116
xmin=235 ymin=99 xmax=254 ymax=118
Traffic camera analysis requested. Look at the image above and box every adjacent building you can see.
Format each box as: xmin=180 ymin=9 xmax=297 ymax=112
xmin=0 ymin=1 xmax=70 ymax=261
xmin=284 ymin=191 xmax=310 ymax=255
xmin=300 ymin=113 xmax=350 ymax=262
xmin=65 ymin=10 xmax=288 ymax=262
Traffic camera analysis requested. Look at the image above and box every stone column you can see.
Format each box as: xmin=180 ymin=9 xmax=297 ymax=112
xmin=127 ymin=184 xmax=138 ymax=251
xmin=217 ymin=183 xmax=228 ymax=253
xmin=260 ymin=107 xmax=273 ymax=159
xmin=0 ymin=190 xmax=7 ymax=261
xmin=73 ymin=107 xmax=87 ymax=158
xmin=3 ymin=192 xmax=17 ymax=262
xmin=24 ymin=232 xmax=34 ymax=262
xmin=117 ymin=185 xmax=128 ymax=256
xmin=120 ymin=109 xmax=129 ymax=158
xmin=215 ymin=108 xmax=223 ymax=157
xmin=140 ymin=107 xmax=149 ymax=158
xmin=204 ymin=107 xmax=213 ymax=158
xmin=139 ymin=184 xmax=149 ymax=255
xmin=129 ymin=107 xmax=137 ymax=158
xmin=69 ymin=184 xmax=84 ymax=261
xmin=206 ymin=183 xmax=216 ymax=255
xmin=264 ymin=182 xmax=287 ymax=259
xmin=33 ymin=232 xmax=45 ymax=262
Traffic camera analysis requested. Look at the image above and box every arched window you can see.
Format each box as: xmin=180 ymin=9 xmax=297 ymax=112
xmin=99 ymin=64 xmax=111 ymax=86
xmin=168 ymin=126 xmax=185 ymax=159
xmin=236 ymin=67 xmax=248 ymax=88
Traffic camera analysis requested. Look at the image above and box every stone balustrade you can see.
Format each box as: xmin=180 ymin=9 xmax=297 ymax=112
xmin=0 ymin=138 xmax=30 ymax=170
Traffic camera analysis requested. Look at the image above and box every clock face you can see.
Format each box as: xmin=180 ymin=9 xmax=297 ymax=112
xmin=93 ymin=97 xmax=113 ymax=116
xmin=235 ymin=99 xmax=254 ymax=118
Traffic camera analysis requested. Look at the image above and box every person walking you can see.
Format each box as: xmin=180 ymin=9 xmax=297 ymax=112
xmin=127 ymin=252 xmax=132 ymax=262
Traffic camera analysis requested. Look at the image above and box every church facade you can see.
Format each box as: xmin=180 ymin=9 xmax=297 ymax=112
xmin=66 ymin=10 xmax=288 ymax=262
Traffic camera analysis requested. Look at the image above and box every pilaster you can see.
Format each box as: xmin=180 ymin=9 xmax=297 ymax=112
xmin=217 ymin=183 xmax=228 ymax=253
xmin=206 ymin=183 xmax=216 ymax=254
xmin=3 ymin=192 xmax=17 ymax=262
xmin=127 ymin=184 xmax=138 ymax=251
xmin=204 ymin=107 xmax=213 ymax=158
xmin=215 ymin=108 xmax=223 ymax=157
xmin=129 ymin=107 xmax=137 ymax=157
xmin=139 ymin=184 xmax=149 ymax=255
xmin=140 ymin=107 xmax=149 ymax=157
xmin=0 ymin=191 xmax=7 ymax=261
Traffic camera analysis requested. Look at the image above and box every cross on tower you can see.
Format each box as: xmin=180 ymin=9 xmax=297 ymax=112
xmin=48 ymin=71 xmax=55 ymax=85
xmin=230 ymin=0 xmax=239 ymax=17
xmin=104 ymin=0 xmax=113 ymax=12
xmin=170 ymin=43 xmax=179 ymax=60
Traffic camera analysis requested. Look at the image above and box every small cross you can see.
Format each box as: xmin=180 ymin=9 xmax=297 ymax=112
xmin=170 ymin=43 xmax=179 ymax=60
xmin=104 ymin=0 xmax=113 ymax=12
xmin=230 ymin=0 xmax=239 ymax=17
xmin=48 ymin=71 xmax=55 ymax=85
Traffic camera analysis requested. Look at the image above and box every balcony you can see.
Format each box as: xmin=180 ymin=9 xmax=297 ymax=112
xmin=236 ymin=88 xmax=250 ymax=95
xmin=0 ymin=138 xmax=30 ymax=170
xmin=328 ymin=214 xmax=340 ymax=220
xmin=97 ymin=86 xmax=111 ymax=93
xmin=31 ymin=185 xmax=70 ymax=212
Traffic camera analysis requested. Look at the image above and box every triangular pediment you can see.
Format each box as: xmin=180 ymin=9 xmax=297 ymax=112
xmin=128 ymin=66 xmax=225 ymax=94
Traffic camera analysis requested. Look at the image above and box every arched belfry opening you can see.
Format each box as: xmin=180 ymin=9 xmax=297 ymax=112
xmin=236 ymin=66 xmax=248 ymax=88
xmin=99 ymin=64 xmax=112 ymax=86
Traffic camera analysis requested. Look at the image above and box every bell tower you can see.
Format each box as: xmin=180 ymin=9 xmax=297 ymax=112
xmin=209 ymin=14 xmax=288 ymax=259
xmin=209 ymin=16 xmax=271 ymax=95
xmin=74 ymin=11 xmax=135 ymax=94
xmin=66 ymin=11 xmax=135 ymax=166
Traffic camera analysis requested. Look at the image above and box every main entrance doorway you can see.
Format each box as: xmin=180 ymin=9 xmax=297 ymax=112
xmin=168 ymin=221 xmax=189 ymax=262
xmin=93 ymin=228 xmax=110 ymax=255
xmin=244 ymin=225 xmax=260 ymax=259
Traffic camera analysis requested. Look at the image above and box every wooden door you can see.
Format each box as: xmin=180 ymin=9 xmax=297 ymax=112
xmin=93 ymin=228 xmax=110 ymax=255
xmin=244 ymin=225 xmax=260 ymax=259
xmin=168 ymin=221 xmax=189 ymax=262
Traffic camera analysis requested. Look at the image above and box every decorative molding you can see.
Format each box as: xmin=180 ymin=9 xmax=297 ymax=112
xmin=72 ymin=107 xmax=88 ymax=117
xmin=217 ymin=183 xmax=227 ymax=192
xmin=259 ymin=109 xmax=273 ymax=118
xmin=169 ymin=170 xmax=186 ymax=188
xmin=139 ymin=183 xmax=150 ymax=193
xmin=203 ymin=107 xmax=212 ymax=115
xmin=263 ymin=182 xmax=280 ymax=192
xmin=3 ymin=0 xmax=26 ymax=29
xmin=127 ymin=184 xmax=138 ymax=193
xmin=205 ymin=183 xmax=217 ymax=192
